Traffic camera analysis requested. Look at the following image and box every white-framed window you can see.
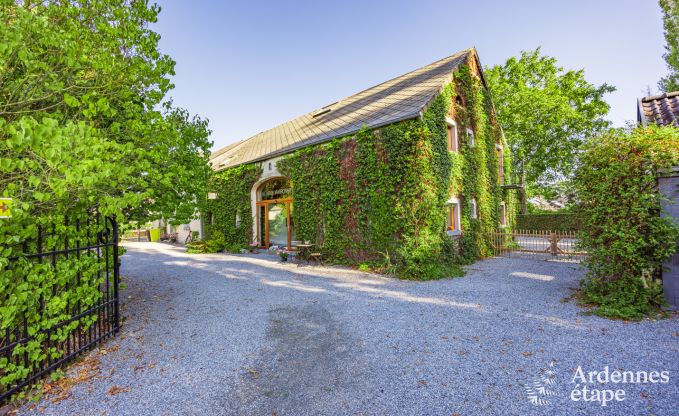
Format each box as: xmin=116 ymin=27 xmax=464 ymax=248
xmin=496 ymin=144 xmax=505 ymax=185
xmin=499 ymin=201 xmax=507 ymax=227
xmin=466 ymin=128 xmax=475 ymax=147
xmin=446 ymin=196 xmax=462 ymax=235
xmin=445 ymin=117 xmax=458 ymax=152
xmin=470 ymin=198 xmax=478 ymax=219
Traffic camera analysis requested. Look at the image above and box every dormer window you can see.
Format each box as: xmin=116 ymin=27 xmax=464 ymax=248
xmin=467 ymin=128 xmax=475 ymax=147
xmin=446 ymin=117 xmax=458 ymax=152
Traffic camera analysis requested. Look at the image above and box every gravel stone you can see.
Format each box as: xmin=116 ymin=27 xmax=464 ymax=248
xmin=18 ymin=242 xmax=679 ymax=415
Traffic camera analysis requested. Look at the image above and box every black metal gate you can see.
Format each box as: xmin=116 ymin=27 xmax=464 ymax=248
xmin=0 ymin=214 xmax=120 ymax=402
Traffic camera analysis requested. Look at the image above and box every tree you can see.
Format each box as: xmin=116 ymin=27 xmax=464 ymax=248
xmin=485 ymin=49 xmax=615 ymax=197
xmin=0 ymin=0 xmax=212 ymax=224
xmin=0 ymin=2 xmax=213 ymax=392
xmin=659 ymin=0 xmax=679 ymax=92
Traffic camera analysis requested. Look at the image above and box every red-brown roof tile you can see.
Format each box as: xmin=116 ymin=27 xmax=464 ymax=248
xmin=638 ymin=91 xmax=679 ymax=127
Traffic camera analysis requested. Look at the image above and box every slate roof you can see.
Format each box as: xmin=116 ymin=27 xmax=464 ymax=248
xmin=210 ymin=48 xmax=476 ymax=170
xmin=637 ymin=91 xmax=679 ymax=127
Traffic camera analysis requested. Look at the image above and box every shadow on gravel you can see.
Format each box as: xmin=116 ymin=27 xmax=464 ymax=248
xmin=230 ymin=304 xmax=367 ymax=415
xmin=19 ymin=243 xmax=677 ymax=416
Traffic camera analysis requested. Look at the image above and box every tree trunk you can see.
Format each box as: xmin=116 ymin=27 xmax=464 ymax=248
xmin=519 ymin=160 xmax=528 ymax=214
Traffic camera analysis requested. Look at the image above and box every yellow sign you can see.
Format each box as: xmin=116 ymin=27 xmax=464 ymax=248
xmin=0 ymin=198 xmax=12 ymax=218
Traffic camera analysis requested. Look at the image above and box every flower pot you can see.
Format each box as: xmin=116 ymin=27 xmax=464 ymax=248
xmin=149 ymin=228 xmax=160 ymax=242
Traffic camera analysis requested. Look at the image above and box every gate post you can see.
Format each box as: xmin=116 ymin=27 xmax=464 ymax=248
xmin=112 ymin=218 xmax=121 ymax=332
xmin=550 ymin=232 xmax=558 ymax=257
xmin=659 ymin=167 xmax=679 ymax=310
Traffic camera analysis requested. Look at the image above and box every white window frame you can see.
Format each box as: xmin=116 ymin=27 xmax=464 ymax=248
xmin=466 ymin=128 xmax=475 ymax=147
xmin=496 ymin=143 xmax=505 ymax=185
xmin=446 ymin=196 xmax=462 ymax=235
xmin=470 ymin=198 xmax=478 ymax=219
xmin=499 ymin=201 xmax=507 ymax=228
xmin=445 ymin=117 xmax=458 ymax=152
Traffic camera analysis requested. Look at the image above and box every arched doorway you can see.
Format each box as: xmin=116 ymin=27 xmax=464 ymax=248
xmin=256 ymin=177 xmax=293 ymax=249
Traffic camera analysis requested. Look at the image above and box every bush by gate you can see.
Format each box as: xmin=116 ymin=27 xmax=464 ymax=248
xmin=574 ymin=126 xmax=679 ymax=319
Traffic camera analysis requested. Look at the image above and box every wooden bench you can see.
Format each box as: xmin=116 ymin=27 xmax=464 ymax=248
xmin=160 ymin=233 xmax=178 ymax=243
xmin=309 ymin=252 xmax=323 ymax=266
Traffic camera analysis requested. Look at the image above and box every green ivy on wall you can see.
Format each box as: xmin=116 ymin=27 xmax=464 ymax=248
xmin=207 ymin=61 xmax=513 ymax=278
xmin=200 ymin=164 xmax=261 ymax=252
xmin=453 ymin=65 xmax=516 ymax=263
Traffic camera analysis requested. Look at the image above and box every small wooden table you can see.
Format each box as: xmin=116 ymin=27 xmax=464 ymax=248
xmin=295 ymin=244 xmax=314 ymax=261
xmin=296 ymin=244 xmax=324 ymax=265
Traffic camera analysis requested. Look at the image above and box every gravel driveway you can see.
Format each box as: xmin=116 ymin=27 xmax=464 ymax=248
xmin=19 ymin=242 xmax=678 ymax=416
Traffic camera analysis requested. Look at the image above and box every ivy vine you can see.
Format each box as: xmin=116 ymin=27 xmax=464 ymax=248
xmin=199 ymin=164 xmax=262 ymax=252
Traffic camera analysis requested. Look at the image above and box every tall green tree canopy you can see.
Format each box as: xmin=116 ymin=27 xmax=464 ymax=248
xmin=486 ymin=48 xmax=615 ymax=188
xmin=0 ymin=0 xmax=212 ymax=225
xmin=659 ymin=0 xmax=679 ymax=92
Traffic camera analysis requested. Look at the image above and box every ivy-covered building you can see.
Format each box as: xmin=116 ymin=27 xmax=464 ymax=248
xmin=204 ymin=48 xmax=514 ymax=276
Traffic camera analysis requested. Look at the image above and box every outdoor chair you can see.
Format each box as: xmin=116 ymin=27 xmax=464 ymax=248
xmin=309 ymin=252 xmax=324 ymax=266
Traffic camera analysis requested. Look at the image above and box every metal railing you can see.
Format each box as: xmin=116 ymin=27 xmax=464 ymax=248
xmin=121 ymin=229 xmax=150 ymax=242
xmin=489 ymin=229 xmax=586 ymax=262
xmin=0 ymin=214 xmax=120 ymax=402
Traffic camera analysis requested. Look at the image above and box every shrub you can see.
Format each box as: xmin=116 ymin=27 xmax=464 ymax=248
xmin=186 ymin=231 xmax=227 ymax=254
xmin=224 ymin=242 xmax=245 ymax=253
xmin=574 ymin=126 xmax=679 ymax=319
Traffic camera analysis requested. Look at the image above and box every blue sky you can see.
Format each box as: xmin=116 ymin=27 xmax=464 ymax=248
xmin=153 ymin=0 xmax=667 ymax=151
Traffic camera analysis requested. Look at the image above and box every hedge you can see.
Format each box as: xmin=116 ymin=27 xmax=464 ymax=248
xmin=515 ymin=213 xmax=582 ymax=231
xmin=575 ymin=126 xmax=679 ymax=320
